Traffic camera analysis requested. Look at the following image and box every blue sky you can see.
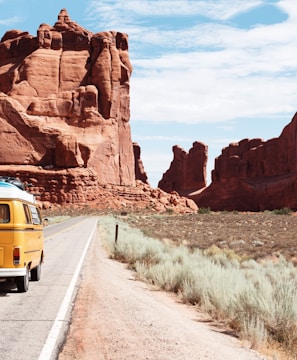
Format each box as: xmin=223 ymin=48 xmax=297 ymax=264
xmin=0 ymin=0 xmax=296 ymax=187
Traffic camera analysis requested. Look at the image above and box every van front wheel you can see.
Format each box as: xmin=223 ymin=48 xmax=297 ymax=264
xmin=16 ymin=266 xmax=29 ymax=292
xmin=31 ymin=262 xmax=41 ymax=281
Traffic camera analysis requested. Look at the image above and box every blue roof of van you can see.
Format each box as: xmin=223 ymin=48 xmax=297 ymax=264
xmin=0 ymin=181 xmax=36 ymax=203
xmin=0 ymin=182 xmax=17 ymax=188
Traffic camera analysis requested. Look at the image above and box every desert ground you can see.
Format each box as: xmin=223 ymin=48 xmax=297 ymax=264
xmin=123 ymin=211 xmax=297 ymax=264
xmin=58 ymin=210 xmax=297 ymax=360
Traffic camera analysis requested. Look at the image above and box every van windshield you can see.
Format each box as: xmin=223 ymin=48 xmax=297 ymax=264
xmin=0 ymin=204 xmax=10 ymax=223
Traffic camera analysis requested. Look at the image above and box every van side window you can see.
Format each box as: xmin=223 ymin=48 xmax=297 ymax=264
xmin=0 ymin=204 xmax=10 ymax=223
xmin=29 ymin=205 xmax=42 ymax=225
xmin=23 ymin=204 xmax=31 ymax=224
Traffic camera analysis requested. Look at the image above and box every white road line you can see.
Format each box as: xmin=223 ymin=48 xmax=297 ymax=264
xmin=38 ymin=218 xmax=98 ymax=360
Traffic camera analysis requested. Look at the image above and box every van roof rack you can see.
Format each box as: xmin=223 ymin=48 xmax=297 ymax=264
xmin=0 ymin=179 xmax=36 ymax=203
xmin=0 ymin=176 xmax=25 ymax=191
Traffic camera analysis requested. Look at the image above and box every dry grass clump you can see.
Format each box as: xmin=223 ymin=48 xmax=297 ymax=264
xmin=99 ymin=215 xmax=297 ymax=359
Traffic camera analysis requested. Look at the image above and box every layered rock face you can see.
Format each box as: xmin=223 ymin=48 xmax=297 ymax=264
xmin=0 ymin=9 xmax=134 ymax=196
xmin=0 ymin=10 xmax=198 ymax=213
xmin=158 ymin=142 xmax=207 ymax=194
xmin=191 ymin=114 xmax=297 ymax=211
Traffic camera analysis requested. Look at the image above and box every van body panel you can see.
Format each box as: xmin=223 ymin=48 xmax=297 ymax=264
xmin=0 ymin=229 xmax=14 ymax=244
xmin=0 ymin=181 xmax=44 ymax=291
xmin=0 ymin=247 xmax=3 ymax=266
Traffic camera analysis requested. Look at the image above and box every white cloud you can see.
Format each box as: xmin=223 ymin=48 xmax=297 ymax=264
xmin=131 ymin=59 xmax=297 ymax=124
xmin=0 ymin=16 xmax=20 ymax=27
xmin=187 ymin=1 xmax=262 ymax=21
xmin=278 ymin=0 xmax=297 ymax=19
xmin=87 ymin=0 xmax=262 ymax=22
xmin=127 ymin=1 xmax=297 ymax=124
xmin=86 ymin=3 xmax=296 ymax=128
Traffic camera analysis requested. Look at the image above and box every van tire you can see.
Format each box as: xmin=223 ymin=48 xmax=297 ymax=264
xmin=16 ymin=266 xmax=29 ymax=292
xmin=31 ymin=262 xmax=41 ymax=281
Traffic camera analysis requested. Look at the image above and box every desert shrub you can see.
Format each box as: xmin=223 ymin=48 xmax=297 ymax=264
xmin=181 ymin=275 xmax=207 ymax=305
xmin=136 ymin=246 xmax=193 ymax=293
xmin=203 ymin=245 xmax=241 ymax=266
xmin=114 ymin=232 xmax=165 ymax=267
xmin=198 ymin=207 xmax=211 ymax=214
xmin=99 ymin=216 xmax=166 ymax=267
xmin=240 ymin=315 xmax=267 ymax=349
xmin=233 ymin=258 xmax=297 ymax=355
xmin=221 ymin=210 xmax=239 ymax=214
xmin=99 ymin=215 xmax=297 ymax=356
xmin=272 ymin=207 xmax=292 ymax=215
xmin=137 ymin=258 xmax=187 ymax=293
xmin=165 ymin=207 xmax=174 ymax=214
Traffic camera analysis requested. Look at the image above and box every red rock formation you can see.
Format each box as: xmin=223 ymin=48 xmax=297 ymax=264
xmin=133 ymin=142 xmax=148 ymax=184
xmin=0 ymin=10 xmax=198 ymax=214
xmin=158 ymin=142 xmax=207 ymax=194
xmin=191 ymin=114 xmax=297 ymax=211
xmin=0 ymin=165 xmax=198 ymax=214
xmin=0 ymin=9 xmax=134 ymax=187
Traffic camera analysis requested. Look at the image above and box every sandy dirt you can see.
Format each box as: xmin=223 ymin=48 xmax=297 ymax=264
xmin=58 ymin=231 xmax=267 ymax=360
xmin=124 ymin=212 xmax=297 ymax=263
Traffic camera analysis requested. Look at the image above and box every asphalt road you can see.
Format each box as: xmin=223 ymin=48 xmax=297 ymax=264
xmin=0 ymin=216 xmax=98 ymax=360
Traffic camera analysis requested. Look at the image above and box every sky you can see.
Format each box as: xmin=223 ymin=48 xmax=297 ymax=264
xmin=0 ymin=0 xmax=296 ymax=187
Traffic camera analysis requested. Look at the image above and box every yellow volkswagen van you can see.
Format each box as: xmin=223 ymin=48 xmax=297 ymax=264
xmin=0 ymin=179 xmax=44 ymax=292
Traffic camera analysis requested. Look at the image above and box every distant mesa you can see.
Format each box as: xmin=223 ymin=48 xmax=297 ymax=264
xmin=191 ymin=114 xmax=297 ymax=211
xmin=160 ymin=114 xmax=297 ymax=212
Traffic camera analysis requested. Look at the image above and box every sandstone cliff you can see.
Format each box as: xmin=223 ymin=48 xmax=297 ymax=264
xmin=0 ymin=9 xmax=134 ymax=187
xmin=0 ymin=9 xmax=198 ymax=214
xmin=190 ymin=114 xmax=297 ymax=211
xmin=158 ymin=142 xmax=207 ymax=194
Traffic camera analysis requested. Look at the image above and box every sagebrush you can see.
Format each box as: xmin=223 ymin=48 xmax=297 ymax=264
xmin=99 ymin=215 xmax=297 ymax=359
